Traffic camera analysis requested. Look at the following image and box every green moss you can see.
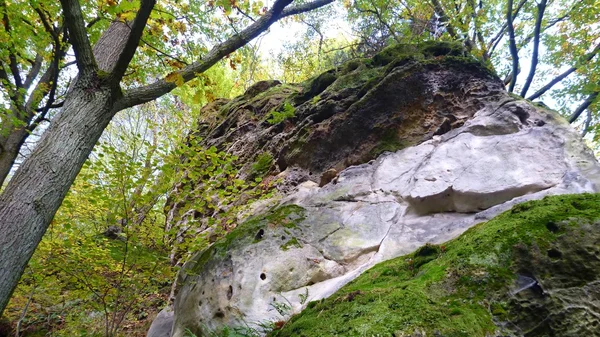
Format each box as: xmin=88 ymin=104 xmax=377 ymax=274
xmin=280 ymin=237 xmax=302 ymax=251
xmin=250 ymin=152 xmax=274 ymax=177
xmin=423 ymin=55 xmax=498 ymax=79
xmin=329 ymin=66 xmax=384 ymax=92
xmin=372 ymin=44 xmax=421 ymax=66
xmin=271 ymin=194 xmax=600 ymax=337
xmin=419 ymin=40 xmax=466 ymax=57
xmin=370 ymin=129 xmax=405 ymax=156
xmin=188 ymin=204 xmax=306 ymax=275
xmin=294 ymin=71 xmax=338 ymax=103
xmin=339 ymin=58 xmax=372 ymax=75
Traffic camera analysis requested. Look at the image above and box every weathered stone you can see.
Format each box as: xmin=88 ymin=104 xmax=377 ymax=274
xmin=146 ymin=308 xmax=174 ymax=337
xmin=154 ymin=43 xmax=600 ymax=337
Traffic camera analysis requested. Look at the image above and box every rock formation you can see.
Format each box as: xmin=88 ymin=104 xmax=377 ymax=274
xmin=148 ymin=42 xmax=600 ymax=337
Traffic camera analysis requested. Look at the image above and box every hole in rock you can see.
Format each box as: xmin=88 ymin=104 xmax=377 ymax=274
xmin=255 ymin=229 xmax=265 ymax=241
xmin=281 ymin=236 xmax=286 ymax=240
xmin=546 ymin=221 xmax=559 ymax=233
xmin=547 ymin=248 xmax=562 ymax=259
xmin=214 ymin=311 xmax=225 ymax=318
xmin=260 ymin=273 xmax=267 ymax=280
xmin=227 ymin=285 xmax=233 ymax=300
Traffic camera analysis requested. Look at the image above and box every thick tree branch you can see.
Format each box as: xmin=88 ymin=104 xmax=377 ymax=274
xmin=23 ymin=54 xmax=43 ymax=90
xmin=506 ymin=0 xmax=519 ymax=93
xmin=110 ymin=0 xmax=156 ymax=82
xmin=280 ymin=0 xmax=334 ymax=18
xmin=569 ymin=92 xmax=598 ymax=123
xmin=59 ymin=0 xmax=96 ymax=76
xmin=115 ymin=0 xmax=334 ymax=111
xmin=519 ymin=0 xmax=546 ymax=97
xmin=527 ymin=42 xmax=600 ymax=101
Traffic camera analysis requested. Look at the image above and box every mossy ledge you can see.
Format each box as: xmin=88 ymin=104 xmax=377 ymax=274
xmin=186 ymin=205 xmax=306 ymax=276
xmin=270 ymin=193 xmax=600 ymax=337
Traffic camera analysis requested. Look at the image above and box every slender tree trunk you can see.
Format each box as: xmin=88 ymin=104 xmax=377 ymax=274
xmin=0 ymin=77 xmax=119 ymax=313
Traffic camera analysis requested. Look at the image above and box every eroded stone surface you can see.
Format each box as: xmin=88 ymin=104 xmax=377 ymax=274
xmin=167 ymin=96 xmax=600 ymax=337
xmin=149 ymin=44 xmax=600 ymax=337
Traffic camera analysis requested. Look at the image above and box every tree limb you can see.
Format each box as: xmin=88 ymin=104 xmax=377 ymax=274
xmin=488 ymin=0 xmax=527 ymax=57
xmin=519 ymin=0 xmax=546 ymax=97
xmin=23 ymin=54 xmax=43 ymax=90
xmin=59 ymin=0 xmax=97 ymax=76
xmin=115 ymin=0 xmax=334 ymax=111
xmin=527 ymin=42 xmax=600 ymax=100
xmin=1 ymin=1 xmax=23 ymax=89
xmin=569 ymin=92 xmax=598 ymax=123
xmin=280 ymin=0 xmax=334 ymax=18
xmin=506 ymin=0 xmax=519 ymax=93
xmin=110 ymin=0 xmax=156 ymax=82
xmin=430 ymin=0 xmax=458 ymax=39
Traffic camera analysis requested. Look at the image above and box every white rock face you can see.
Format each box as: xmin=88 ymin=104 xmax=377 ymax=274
xmin=156 ymin=97 xmax=600 ymax=337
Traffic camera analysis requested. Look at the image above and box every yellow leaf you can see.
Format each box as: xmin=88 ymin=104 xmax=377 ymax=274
xmin=166 ymin=72 xmax=184 ymax=86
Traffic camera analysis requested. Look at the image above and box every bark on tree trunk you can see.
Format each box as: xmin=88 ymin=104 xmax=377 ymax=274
xmin=0 ymin=127 xmax=28 ymax=185
xmin=0 ymin=78 xmax=119 ymax=313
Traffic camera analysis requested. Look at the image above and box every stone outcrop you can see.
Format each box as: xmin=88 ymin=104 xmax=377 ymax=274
xmin=273 ymin=194 xmax=600 ymax=337
xmin=148 ymin=42 xmax=600 ymax=337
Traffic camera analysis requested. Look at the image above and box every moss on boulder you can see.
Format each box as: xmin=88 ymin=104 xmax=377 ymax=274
xmin=271 ymin=194 xmax=600 ymax=337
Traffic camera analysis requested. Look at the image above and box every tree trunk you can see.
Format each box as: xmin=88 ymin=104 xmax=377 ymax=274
xmin=0 ymin=77 xmax=119 ymax=313
xmin=0 ymin=125 xmax=28 ymax=185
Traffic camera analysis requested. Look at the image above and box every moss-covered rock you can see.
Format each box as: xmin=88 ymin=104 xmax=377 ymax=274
xmin=271 ymin=194 xmax=600 ymax=337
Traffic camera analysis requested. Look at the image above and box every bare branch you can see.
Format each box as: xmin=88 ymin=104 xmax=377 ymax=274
xmin=569 ymin=92 xmax=598 ymax=123
xmin=115 ymin=0 xmax=334 ymax=111
xmin=431 ymin=0 xmax=458 ymax=39
xmin=59 ymin=0 xmax=97 ymax=76
xmin=506 ymin=0 xmax=519 ymax=93
xmin=488 ymin=0 xmax=527 ymax=53
xmin=236 ymin=7 xmax=256 ymax=22
xmin=280 ymin=0 xmax=334 ymax=18
xmin=528 ymin=42 xmax=600 ymax=101
xmin=354 ymin=3 xmax=400 ymax=43
xmin=140 ymin=38 xmax=189 ymax=66
xmin=23 ymin=54 xmax=43 ymax=90
xmin=110 ymin=0 xmax=157 ymax=82
xmin=519 ymin=0 xmax=546 ymax=97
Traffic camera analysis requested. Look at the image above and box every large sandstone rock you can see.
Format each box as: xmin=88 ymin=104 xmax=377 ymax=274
xmin=149 ymin=43 xmax=600 ymax=337
xmin=273 ymin=194 xmax=600 ymax=337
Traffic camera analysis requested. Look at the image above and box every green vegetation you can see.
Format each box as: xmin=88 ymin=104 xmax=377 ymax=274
xmin=271 ymin=194 xmax=600 ymax=337
xmin=267 ymin=102 xmax=296 ymax=125
xmin=280 ymin=237 xmax=302 ymax=251
xmin=370 ymin=129 xmax=404 ymax=156
xmin=250 ymin=152 xmax=274 ymax=177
